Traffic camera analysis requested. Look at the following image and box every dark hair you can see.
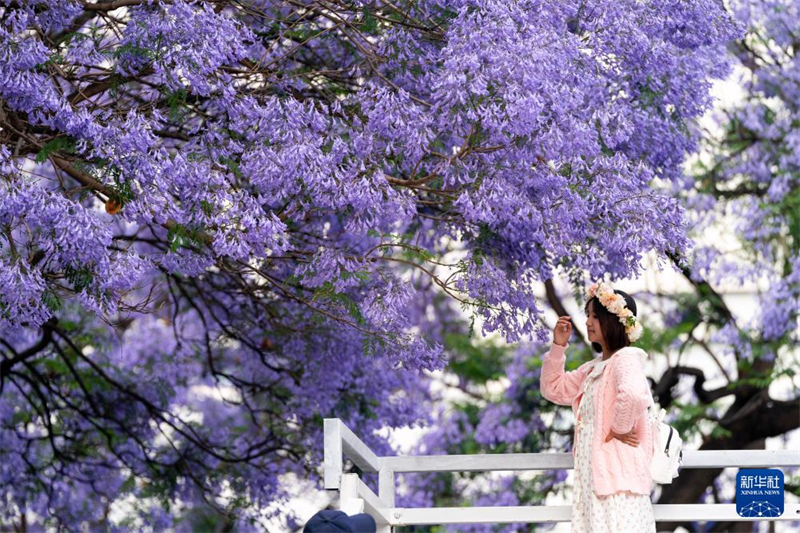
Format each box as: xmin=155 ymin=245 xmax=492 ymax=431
xmin=584 ymin=290 xmax=638 ymax=354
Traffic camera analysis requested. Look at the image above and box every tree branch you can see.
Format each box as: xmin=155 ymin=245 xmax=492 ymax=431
xmin=0 ymin=318 xmax=56 ymax=395
xmin=652 ymin=365 xmax=735 ymax=408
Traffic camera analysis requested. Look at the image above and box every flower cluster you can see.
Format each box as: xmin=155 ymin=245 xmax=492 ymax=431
xmin=586 ymin=281 xmax=643 ymax=342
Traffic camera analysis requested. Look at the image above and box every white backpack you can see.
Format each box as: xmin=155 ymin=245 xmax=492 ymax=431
xmin=648 ymin=405 xmax=683 ymax=484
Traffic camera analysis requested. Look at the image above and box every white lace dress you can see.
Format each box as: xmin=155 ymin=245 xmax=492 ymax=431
xmin=571 ymin=358 xmax=656 ymax=533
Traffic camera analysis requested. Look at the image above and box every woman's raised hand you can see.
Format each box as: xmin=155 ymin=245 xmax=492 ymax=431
xmin=553 ymin=315 xmax=572 ymax=347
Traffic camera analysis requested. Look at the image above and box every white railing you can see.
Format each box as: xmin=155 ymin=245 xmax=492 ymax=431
xmin=323 ymin=418 xmax=800 ymax=532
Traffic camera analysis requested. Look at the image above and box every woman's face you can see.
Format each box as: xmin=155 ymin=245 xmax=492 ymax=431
xmin=585 ymin=300 xmax=605 ymax=347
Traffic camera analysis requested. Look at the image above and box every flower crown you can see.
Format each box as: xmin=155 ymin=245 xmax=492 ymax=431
xmin=586 ymin=281 xmax=643 ymax=342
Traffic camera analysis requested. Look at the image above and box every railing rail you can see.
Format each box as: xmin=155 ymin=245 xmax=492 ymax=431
xmin=323 ymin=418 xmax=800 ymax=532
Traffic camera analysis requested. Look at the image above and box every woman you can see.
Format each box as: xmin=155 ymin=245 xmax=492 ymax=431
xmin=541 ymin=281 xmax=656 ymax=533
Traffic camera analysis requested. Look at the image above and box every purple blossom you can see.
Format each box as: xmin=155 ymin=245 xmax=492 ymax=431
xmin=0 ymin=0 xmax=748 ymax=528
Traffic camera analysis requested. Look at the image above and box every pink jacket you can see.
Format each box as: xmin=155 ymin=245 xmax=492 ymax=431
xmin=541 ymin=342 xmax=655 ymax=497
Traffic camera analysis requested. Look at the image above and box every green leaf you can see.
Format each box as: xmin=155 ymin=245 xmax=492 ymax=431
xmin=162 ymin=88 xmax=188 ymax=121
xmin=313 ymin=282 xmax=366 ymax=325
xmin=41 ymin=358 xmax=70 ymax=376
xmin=199 ymin=200 xmax=214 ymax=216
xmin=445 ymin=332 xmax=510 ymax=383
xmin=709 ymin=424 xmax=733 ymax=439
xmin=64 ymin=264 xmax=94 ymax=292
xmin=219 ymin=156 xmax=243 ymax=179
xmin=55 ymin=31 xmax=92 ymax=46
xmin=167 ymin=224 xmax=205 ymax=252
xmin=360 ymin=6 xmax=379 ymax=34
xmin=109 ymin=174 xmax=134 ymax=205
xmin=35 ymin=137 xmax=76 ymax=163
xmin=34 ymin=53 xmax=65 ymax=71
xmin=763 ymin=106 xmax=776 ymax=125
xmin=119 ymin=475 xmax=136 ymax=494
xmin=398 ymin=244 xmax=434 ymax=263
xmin=42 ymin=289 xmax=62 ymax=312
xmin=111 ymin=43 xmax=155 ymax=60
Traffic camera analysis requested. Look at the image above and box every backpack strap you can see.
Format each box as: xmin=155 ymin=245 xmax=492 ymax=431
xmin=664 ymin=426 xmax=674 ymax=455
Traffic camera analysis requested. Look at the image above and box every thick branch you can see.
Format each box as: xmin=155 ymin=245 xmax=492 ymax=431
xmin=543 ymin=278 xmax=590 ymax=347
xmin=667 ymin=251 xmax=735 ymax=324
xmin=80 ymin=0 xmax=153 ymax=12
xmin=49 ymin=155 xmax=115 ymax=197
xmin=652 ymin=365 xmax=735 ymax=407
xmin=0 ymin=319 xmax=55 ymax=395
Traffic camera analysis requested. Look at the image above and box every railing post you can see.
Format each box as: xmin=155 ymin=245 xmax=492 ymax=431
xmin=377 ymin=467 xmax=395 ymax=533
xmin=379 ymin=467 xmax=395 ymax=507
xmin=324 ymin=419 xmax=343 ymax=490
xmin=340 ymin=474 xmax=365 ymax=515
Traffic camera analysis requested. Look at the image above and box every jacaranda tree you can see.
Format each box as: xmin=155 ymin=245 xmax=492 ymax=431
xmin=0 ymin=0 xmax=741 ymax=529
xmin=392 ymin=1 xmax=800 ymax=531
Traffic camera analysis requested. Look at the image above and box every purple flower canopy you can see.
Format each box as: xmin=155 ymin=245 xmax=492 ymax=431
xmin=0 ymin=0 xmax=748 ymax=529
